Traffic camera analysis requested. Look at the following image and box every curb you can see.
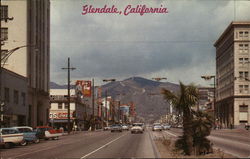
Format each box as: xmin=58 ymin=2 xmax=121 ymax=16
xmin=148 ymin=130 xmax=161 ymax=158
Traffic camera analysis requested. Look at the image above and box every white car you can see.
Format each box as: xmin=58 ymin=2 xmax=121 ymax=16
xmin=0 ymin=128 xmax=25 ymax=148
xmin=131 ymin=123 xmax=143 ymax=134
xmin=152 ymin=125 xmax=162 ymax=131
xmin=122 ymin=125 xmax=129 ymax=131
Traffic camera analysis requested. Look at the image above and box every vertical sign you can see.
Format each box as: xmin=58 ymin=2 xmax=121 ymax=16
xmin=75 ymin=80 xmax=92 ymax=97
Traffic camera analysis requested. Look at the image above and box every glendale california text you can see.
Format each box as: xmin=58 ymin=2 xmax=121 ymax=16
xmin=82 ymin=5 xmax=168 ymax=16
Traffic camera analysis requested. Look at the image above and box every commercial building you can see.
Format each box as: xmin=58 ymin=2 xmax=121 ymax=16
xmin=0 ymin=68 xmax=27 ymax=127
xmin=214 ymin=21 xmax=250 ymax=128
xmin=1 ymin=0 xmax=50 ymax=126
xmin=50 ymin=89 xmax=91 ymax=131
xmin=198 ymin=87 xmax=215 ymax=111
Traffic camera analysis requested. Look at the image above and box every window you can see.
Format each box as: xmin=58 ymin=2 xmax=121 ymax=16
xmin=239 ymin=31 xmax=243 ymax=37
xmin=1 ymin=50 xmax=8 ymax=63
xmin=64 ymin=103 xmax=69 ymax=109
xmin=245 ymin=31 xmax=249 ymax=37
xmin=239 ymin=72 xmax=244 ymax=78
xmin=239 ymin=58 xmax=243 ymax=64
xmin=239 ymin=105 xmax=248 ymax=112
xmin=244 ymin=85 xmax=249 ymax=93
xmin=4 ymin=87 xmax=9 ymax=103
xmin=0 ymin=6 xmax=8 ymax=19
xmin=245 ymin=58 xmax=249 ymax=63
xmin=0 ymin=28 xmax=8 ymax=40
xmin=14 ymin=90 xmax=19 ymax=104
xmin=239 ymin=85 xmax=243 ymax=93
xmin=58 ymin=103 xmax=62 ymax=109
xmin=245 ymin=44 xmax=249 ymax=51
xmin=21 ymin=92 xmax=26 ymax=106
xmin=245 ymin=72 xmax=249 ymax=79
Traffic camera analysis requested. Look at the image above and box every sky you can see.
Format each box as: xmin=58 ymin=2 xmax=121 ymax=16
xmin=50 ymin=0 xmax=250 ymax=86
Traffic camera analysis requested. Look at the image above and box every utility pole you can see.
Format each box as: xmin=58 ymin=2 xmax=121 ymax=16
xmin=105 ymin=90 xmax=108 ymax=126
xmin=62 ymin=57 xmax=75 ymax=134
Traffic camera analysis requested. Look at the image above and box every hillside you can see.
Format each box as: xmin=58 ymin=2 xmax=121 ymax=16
xmin=50 ymin=77 xmax=179 ymax=123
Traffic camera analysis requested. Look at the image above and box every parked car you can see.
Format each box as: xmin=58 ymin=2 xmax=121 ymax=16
xmin=12 ymin=126 xmax=40 ymax=145
xmin=34 ymin=126 xmax=62 ymax=140
xmin=122 ymin=125 xmax=129 ymax=131
xmin=131 ymin=123 xmax=143 ymax=134
xmin=152 ymin=125 xmax=162 ymax=131
xmin=110 ymin=124 xmax=122 ymax=132
xmin=103 ymin=126 xmax=111 ymax=131
xmin=0 ymin=128 xmax=25 ymax=148
xmin=245 ymin=123 xmax=250 ymax=130
xmin=162 ymin=124 xmax=171 ymax=130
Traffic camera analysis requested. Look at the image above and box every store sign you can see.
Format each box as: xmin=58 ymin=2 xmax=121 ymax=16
xmin=75 ymin=80 xmax=91 ymax=97
xmin=49 ymin=112 xmax=74 ymax=119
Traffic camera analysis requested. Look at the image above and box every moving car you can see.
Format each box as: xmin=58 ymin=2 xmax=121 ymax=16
xmin=133 ymin=123 xmax=145 ymax=131
xmin=12 ymin=126 xmax=40 ymax=145
xmin=152 ymin=124 xmax=162 ymax=131
xmin=34 ymin=126 xmax=62 ymax=140
xmin=110 ymin=124 xmax=122 ymax=132
xmin=122 ymin=125 xmax=129 ymax=131
xmin=162 ymin=124 xmax=171 ymax=130
xmin=0 ymin=128 xmax=25 ymax=148
xmin=131 ymin=123 xmax=143 ymax=134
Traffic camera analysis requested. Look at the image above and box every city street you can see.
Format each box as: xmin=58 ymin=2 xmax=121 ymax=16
xmin=0 ymin=130 xmax=160 ymax=158
xmin=152 ymin=128 xmax=250 ymax=158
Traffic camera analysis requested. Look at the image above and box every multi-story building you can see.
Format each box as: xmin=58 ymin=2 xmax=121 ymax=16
xmin=50 ymin=89 xmax=91 ymax=131
xmin=198 ymin=87 xmax=215 ymax=111
xmin=1 ymin=68 xmax=28 ymax=127
xmin=214 ymin=21 xmax=250 ymax=128
xmin=1 ymin=0 xmax=50 ymax=126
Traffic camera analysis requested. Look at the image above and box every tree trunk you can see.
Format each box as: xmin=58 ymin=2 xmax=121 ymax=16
xmin=183 ymin=108 xmax=194 ymax=155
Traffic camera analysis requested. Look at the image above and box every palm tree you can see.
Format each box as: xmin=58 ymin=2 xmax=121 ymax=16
xmin=192 ymin=111 xmax=214 ymax=155
xmin=161 ymin=82 xmax=199 ymax=155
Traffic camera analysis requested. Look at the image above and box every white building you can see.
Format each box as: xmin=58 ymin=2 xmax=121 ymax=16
xmin=214 ymin=21 xmax=250 ymax=128
xmin=1 ymin=0 xmax=50 ymax=126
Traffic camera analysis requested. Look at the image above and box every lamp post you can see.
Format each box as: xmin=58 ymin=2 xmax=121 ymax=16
xmin=62 ymin=57 xmax=76 ymax=134
xmin=102 ymin=78 xmax=116 ymax=126
xmin=201 ymin=75 xmax=216 ymax=123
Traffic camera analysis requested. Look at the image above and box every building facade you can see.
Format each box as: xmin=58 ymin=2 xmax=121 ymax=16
xmin=214 ymin=21 xmax=250 ymax=128
xmin=1 ymin=68 xmax=28 ymax=127
xmin=198 ymin=87 xmax=215 ymax=111
xmin=1 ymin=0 xmax=50 ymax=126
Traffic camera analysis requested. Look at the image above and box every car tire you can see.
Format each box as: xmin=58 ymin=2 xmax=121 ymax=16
xmin=20 ymin=140 xmax=28 ymax=146
xmin=111 ymin=130 xmax=113 ymax=133
xmin=131 ymin=131 xmax=133 ymax=134
xmin=4 ymin=142 xmax=12 ymax=149
xmin=34 ymin=138 xmax=40 ymax=144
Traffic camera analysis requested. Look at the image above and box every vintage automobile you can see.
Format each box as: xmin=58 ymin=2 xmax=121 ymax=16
xmin=152 ymin=124 xmax=162 ymax=131
xmin=131 ymin=123 xmax=143 ymax=134
xmin=162 ymin=124 xmax=171 ymax=130
xmin=110 ymin=124 xmax=123 ymax=132
xmin=0 ymin=128 xmax=25 ymax=148
xmin=122 ymin=125 xmax=129 ymax=131
xmin=12 ymin=126 xmax=40 ymax=145
xmin=34 ymin=126 xmax=62 ymax=140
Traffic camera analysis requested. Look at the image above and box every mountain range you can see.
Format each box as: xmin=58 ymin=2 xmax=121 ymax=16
xmin=50 ymin=77 xmax=179 ymax=123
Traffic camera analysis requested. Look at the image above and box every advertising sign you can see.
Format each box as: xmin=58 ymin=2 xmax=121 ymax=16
xmin=75 ymin=80 xmax=92 ymax=97
xmin=49 ymin=112 xmax=74 ymax=119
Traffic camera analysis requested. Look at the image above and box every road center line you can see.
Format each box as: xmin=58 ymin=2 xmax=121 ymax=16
xmin=80 ymin=133 xmax=127 ymax=159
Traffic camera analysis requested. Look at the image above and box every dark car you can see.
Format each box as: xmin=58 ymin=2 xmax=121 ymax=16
xmin=110 ymin=124 xmax=122 ymax=132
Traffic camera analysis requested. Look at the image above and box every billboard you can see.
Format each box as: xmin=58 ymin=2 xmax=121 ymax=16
xmin=75 ymin=80 xmax=91 ymax=97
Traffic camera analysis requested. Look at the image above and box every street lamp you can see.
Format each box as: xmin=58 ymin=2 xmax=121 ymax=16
xmin=102 ymin=78 xmax=116 ymax=126
xmin=201 ymin=75 xmax=216 ymax=123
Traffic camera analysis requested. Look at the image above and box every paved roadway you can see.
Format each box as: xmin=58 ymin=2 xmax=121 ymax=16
xmin=154 ymin=128 xmax=250 ymax=158
xmin=0 ymin=130 xmax=160 ymax=158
